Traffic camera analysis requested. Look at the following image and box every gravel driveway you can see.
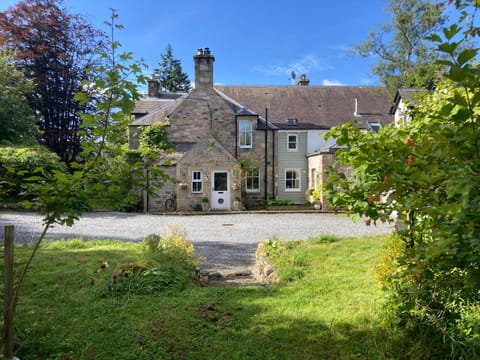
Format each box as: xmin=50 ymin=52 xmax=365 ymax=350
xmin=1 ymin=211 xmax=393 ymax=274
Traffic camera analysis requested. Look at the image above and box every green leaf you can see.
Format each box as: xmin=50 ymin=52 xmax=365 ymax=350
xmin=457 ymin=48 xmax=478 ymax=66
xmin=443 ymin=24 xmax=461 ymax=40
xmin=438 ymin=42 xmax=460 ymax=56
xmin=74 ymin=91 xmax=89 ymax=105
xmin=427 ymin=33 xmax=442 ymax=43
xmin=446 ymin=66 xmax=466 ymax=82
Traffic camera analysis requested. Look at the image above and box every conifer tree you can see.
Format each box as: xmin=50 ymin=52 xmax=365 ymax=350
xmin=154 ymin=44 xmax=191 ymax=93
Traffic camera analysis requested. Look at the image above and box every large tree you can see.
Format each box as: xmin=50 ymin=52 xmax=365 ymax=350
xmin=0 ymin=0 xmax=105 ymax=163
xmin=0 ymin=48 xmax=37 ymax=143
xmin=352 ymin=0 xmax=447 ymax=94
xmin=154 ymin=44 xmax=192 ymax=93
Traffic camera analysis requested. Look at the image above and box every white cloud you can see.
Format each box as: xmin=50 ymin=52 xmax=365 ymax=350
xmin=254 ymin=54 xmax=328 ymax=79
xmin=322 ymin=79 xmax=344 ymax=86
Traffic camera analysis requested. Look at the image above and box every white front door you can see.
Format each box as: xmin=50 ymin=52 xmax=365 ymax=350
xmin=211 ymin=171 xmax=230 ymax=210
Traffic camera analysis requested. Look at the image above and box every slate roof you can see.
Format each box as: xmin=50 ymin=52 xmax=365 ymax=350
xmin=215 ymin=85 xmax=393 ymax=129
xmin=390 ymin=88 xmax=426 ymax=114
xmin=214 ymin=88 xmax=278 ymax=130
xmin=131 ymin=95 xmax=187 ymax=126
xmin=132 ymin=92 xmax=185 ymax=116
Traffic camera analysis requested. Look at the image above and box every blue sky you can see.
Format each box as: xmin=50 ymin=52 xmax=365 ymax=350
xmin=2 ymin=1 xmax=399 ymax=87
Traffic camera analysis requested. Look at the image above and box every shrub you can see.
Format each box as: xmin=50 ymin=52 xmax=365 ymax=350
xmin=0 ymin=145 xmax=67 ymax=202
xmin=378 ymin=233 xmax=480 ymax=357
xmin=265 ymin=199 xmax=295 ymax=206
xmin=97 ymin=226 xmax=199 ymax=297
xmin=262 ymin=236 xmax=308 ymax=282
xmin=100 ymin=262 xmax=191 ymax=297
xmin=142 ymin=226 xmax=197 ymax=272
xmin=374 ymin=233 xmax=405 ymax=286
xmin=84 ymin=146 xmax=144 ymax=212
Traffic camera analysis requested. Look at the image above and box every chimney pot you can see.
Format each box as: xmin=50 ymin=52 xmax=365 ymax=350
xmin=296 ymin=74 xmax=310 ymax=86
xmin=193 ymin=47 xmax=215 ymax=91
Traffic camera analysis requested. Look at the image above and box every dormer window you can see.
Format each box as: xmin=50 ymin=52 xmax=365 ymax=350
xmin=368 ymin=121 xmax=382 ymax=132
xmin=287 ymin=118 xmax=298 ymax=126
xmin=239 ymin=120 xmax=253 ymax=148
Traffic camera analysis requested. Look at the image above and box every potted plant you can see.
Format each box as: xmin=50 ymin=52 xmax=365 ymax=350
xmin=311 ymin=184 xmax=322 ymax=210
xmin=233 ymin=196 xmax=242 ymax=211
xmin=201 ymin=196 xmax=209 ymax=211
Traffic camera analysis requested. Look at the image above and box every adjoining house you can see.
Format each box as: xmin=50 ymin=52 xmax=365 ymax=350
xmin=217 ymin=84 xmax=393 ymax=208
xmin=129 ymin=48 xmax=394 ymax=212
xmin=390 ymin=88 xmax=425 ymax=127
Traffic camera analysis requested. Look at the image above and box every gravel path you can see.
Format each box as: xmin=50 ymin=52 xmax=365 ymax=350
xmin=1 ymin=211 xmax=393 ymax=274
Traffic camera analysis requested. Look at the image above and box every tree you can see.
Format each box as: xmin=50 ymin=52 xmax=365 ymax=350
xmin=0 ymin=48 xmax=37 ymax=143
xmin=0 ymin=0 xmax=106 ymax=163
xmin=0 ymin=9 xmax=149 ymax=354
xmin=326 ymin=0 xmax=480 ymax=356
xmin=153 ymin=44 xmax=192 ymax=93
xmin=352 ymin=0 xmax=447 ymax=94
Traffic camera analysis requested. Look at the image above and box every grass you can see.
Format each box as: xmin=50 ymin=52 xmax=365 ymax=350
xmin=1 ymin=235 xmax=404 ymax=359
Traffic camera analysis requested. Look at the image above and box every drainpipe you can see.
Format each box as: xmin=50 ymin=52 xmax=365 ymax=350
xmin=272 ymin=126 xmax=275 ymax=199
xmin=235 ymin=114 xmax=238 ymax=158
xmin=264 ymin=109 xmax=268 ymax=202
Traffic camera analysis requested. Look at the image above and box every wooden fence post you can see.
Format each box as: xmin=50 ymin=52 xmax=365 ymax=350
xmin=3 ymin=225 xmax=15 ymax=359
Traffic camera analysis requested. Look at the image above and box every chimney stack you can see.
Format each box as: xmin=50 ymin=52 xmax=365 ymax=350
xmin=194 ymin=48 xmax=215 ymax=90
xmin=147 ymin=75 xmax=159 ymax=97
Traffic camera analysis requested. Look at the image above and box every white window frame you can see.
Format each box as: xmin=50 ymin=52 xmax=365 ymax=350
xmin=245 ymin=167 xmax=260 ymax=193
xmin=368 ymin=121 xmax=382 ymax=132
xmin=239 ymin=120 xmax=253 ymax=148
xmin=287 ymin=133 xmax=298 ymax=151
xmin=191 ymin=171 xmax=203 ymax=193
xmin=285 ymin=169 xmax=301 ymax=191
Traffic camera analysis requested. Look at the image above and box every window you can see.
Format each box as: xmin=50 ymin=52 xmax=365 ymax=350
xmin=368 ymin=121 xmax=382 ymax=132
xmin=287 ymin=118 xmax=298 ymax=126
xmin=191 ymin=171 xmax=202 ymax=193
xmin=287 ymin=134 xmax=297 ymax=151
xmin=285 ymin=169 xmax=300 ymax=191
xmin=239 ymin=120 xmax=253 ymax=148
xmin=245 ymin=167 xmax=260 ymax=192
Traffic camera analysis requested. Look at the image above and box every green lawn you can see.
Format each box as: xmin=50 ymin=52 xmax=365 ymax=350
xmin=3 ymin=235 xmax=402 ymax=359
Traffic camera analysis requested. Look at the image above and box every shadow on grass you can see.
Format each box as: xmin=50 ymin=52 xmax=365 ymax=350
xmin=11 ymin=244 xmax=403 ymax=360
xmin=142 ymin=286 xmax=401 ymax=360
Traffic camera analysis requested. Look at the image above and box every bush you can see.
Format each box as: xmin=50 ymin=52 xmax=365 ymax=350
xmin=101 ymin=263 xmax=192 ymax=296
xmin=0 ymin=145 xmax=67 ymax=202
xmin=262 ymin=236 xmax=308 ymax=282
xmin=142 ymin=226 xmax=197 ymax=272
xmin=265 ymin=199 xmax=295 ymax=206
xmin=374 ymin=233 xmax=405 ymax=286
xmin=86 ymin=147 xmax=143 ymax=212
xmin=98 ymin=227 xmax=199 ymax=297
xmin=378 ymin=232 xmax=480 ymax=357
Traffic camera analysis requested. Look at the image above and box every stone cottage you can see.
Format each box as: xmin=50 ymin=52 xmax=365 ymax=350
xmin=130 ymin=48 xmax=393 ymax=212
xmin=130 ymin=48 xmax=277 ymax=212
